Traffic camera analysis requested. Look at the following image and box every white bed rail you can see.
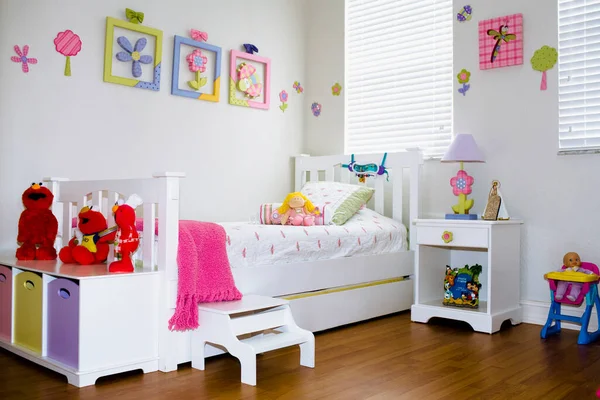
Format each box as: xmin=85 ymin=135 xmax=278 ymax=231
xmin=294 ymin=150 xmax=422 ymax=249
xmin=43 ymin=172 xmax=184 ymax=274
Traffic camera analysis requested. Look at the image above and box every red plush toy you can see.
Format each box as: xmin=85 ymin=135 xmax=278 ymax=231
xmin=109 ymin=194 xmax=143 ymax=273
xmin=59 ymin=206 xmax=117 ymax=265
xmin=16 ymin=182 xmax=58 ymax=260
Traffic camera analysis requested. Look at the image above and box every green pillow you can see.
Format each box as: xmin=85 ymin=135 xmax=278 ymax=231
xmin=301 ymin=181 xmax=375 ymax=225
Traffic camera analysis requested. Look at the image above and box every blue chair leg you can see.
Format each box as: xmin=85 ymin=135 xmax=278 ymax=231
xmin=578 ymin=285 xmax=600 ymax=345
xmin=541 ymin=292 xmax=562 ymax=339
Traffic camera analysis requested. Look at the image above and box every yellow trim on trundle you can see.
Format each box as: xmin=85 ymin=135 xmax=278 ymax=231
xmin=280 ymin=277 xmax=407 ymax=301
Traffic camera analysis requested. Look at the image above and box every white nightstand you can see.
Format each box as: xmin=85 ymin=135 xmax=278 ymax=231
xmin=410 ymin=218 xmax=523 ymax=334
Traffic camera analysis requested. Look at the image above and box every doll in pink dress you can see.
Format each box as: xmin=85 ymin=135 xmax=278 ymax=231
xmin=555 ymin=252 xmax=594 ymax=301
xmin=277 ymin=192 xmax=320 ymax=226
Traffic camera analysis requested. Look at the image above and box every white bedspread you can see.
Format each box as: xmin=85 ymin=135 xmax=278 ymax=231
xmin=219 ymin=208 xmax=407 ymax=269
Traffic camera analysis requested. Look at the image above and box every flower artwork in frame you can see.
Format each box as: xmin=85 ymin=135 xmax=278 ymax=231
xmin=103 ymin=17 xmax=163 ymax=91
xmin=171 ymin=35 xmax=221 ymax=102
xmin=479 ymin=13 xmax=523 ymax=70
xmin=229 ymin=50 xmax=271 ymax=110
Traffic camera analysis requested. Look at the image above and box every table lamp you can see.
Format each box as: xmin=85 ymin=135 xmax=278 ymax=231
xmin=441 ymin=134 xmax=485 ymax=220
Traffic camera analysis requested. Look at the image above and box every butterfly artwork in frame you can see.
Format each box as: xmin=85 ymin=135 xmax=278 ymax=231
xmin=228 ymin=49 xmax=271 ymax=109
xmin=479 ymin=13 xmax=523 ymax=70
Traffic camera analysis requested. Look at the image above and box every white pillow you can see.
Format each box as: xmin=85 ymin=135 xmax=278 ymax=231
xmin=301 ymin=181 xmax=375 ymax=225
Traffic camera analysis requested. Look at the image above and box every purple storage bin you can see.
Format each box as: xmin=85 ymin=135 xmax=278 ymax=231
xmin=0 ymin=266 xmax=11 ymax=341
xmin=47 ymin=278 xmax=79 ymax=369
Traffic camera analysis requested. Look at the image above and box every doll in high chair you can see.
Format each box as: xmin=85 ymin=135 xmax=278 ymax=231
xmin=556 ymin=252 xmax=594 ymax=301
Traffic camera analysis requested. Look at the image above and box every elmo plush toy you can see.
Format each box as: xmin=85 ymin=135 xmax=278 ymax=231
xmin=59 ymin=206 xmax=117 ymax=265
xmin=16 ymin=182 xmax=59 ymax=260
xmin=109 ymin=194 xmax=143 ymax=273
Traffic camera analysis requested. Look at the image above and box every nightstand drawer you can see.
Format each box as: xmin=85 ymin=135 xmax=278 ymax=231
xmin=416 ymin=226 xmax=488 ymax=248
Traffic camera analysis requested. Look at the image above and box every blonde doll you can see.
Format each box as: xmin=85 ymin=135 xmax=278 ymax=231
xmin=277 ymin=192 xmax=320 ymax=226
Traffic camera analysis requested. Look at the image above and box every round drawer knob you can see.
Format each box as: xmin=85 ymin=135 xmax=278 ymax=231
xmin=442 ymin=231 xmax=453 ymax=243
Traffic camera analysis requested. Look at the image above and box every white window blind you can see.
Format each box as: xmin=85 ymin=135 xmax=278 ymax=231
xmin=559 ymin=0 xmax=600 ymax=150
xmin=345 ymin=0 xmax=453 ymax=158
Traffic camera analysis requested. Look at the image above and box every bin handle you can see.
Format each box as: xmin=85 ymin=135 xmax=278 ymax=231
xmin=58 ymin=288 xmax=71 ymax=299
xmin=0 ymin=273 xmax=5 ymax=283
xmin=24 ymin=280 xmax=35 ymax=290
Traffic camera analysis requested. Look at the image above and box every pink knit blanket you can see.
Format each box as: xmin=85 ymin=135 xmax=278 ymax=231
xmin=168 ymin=220 xmax=242 ymax=331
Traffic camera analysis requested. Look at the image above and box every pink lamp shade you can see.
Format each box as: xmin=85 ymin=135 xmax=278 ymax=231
xmin=441 ymin=134 xmax=486 ymax=163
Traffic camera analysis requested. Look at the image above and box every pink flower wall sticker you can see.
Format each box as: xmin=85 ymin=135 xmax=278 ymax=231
xmin=186 ymin=49 xmax=208 ymax=90
xmin=279 ymin=90 xmax=288 ymax=112
xmin=11 ymin=45 xmax=37 ymax=73
xmin=54 ymin=30 xmax=82 ymax=76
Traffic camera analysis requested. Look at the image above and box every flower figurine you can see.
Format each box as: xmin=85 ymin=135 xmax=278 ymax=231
xmin=457 ymin=68 xmax=471 ymax=96
xmin=186 ymin=49 xmax=208 ymax=90
xmin=442 ymin=231 xmax=453 ymax=243
xmin=11 ymin=45 xmax=37 ymax=73
xmin=115 ymin=37 xmax=153 ymax=78
xmin=450 ymin=170 xmax=475 ymax=214
xmin=279 ymin=90 xmax=289 ymax=112
xmin=331 ymin=82 xmax=342 ymax=96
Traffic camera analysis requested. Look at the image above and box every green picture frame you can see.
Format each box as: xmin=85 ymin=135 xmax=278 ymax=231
xmin=103 ymin=17 xmax=163 ymax=91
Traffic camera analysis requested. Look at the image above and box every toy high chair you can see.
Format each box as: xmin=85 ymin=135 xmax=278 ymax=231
xmin=540 ymin=261 xmax=600 ymax=345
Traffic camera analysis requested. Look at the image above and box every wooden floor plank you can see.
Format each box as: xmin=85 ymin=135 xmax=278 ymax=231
xmin=3 ymin=312 xmax=600 ymax=399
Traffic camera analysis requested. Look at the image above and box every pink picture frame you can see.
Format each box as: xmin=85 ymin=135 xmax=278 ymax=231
xmin=229 ymin=50 xmax=270 ymax=110
xmin=479 ymin=13 xmax=523 ymax=70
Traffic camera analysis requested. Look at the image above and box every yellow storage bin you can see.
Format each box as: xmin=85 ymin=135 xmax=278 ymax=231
xmin=14 ymin=271 xmax=43 ymax=353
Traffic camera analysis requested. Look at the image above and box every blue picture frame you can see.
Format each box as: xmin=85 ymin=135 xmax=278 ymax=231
xmin=171 ymin=36 xmax=221 ymax=102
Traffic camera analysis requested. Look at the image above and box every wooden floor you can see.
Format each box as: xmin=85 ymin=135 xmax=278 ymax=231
xmin=2 ymin=312 xmax=600 ymax=399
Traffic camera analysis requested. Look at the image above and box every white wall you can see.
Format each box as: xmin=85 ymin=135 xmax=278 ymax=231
xmin=304 ymin=0 xmax=345 ymax=155
xmin=0 ymin=0 xmax=306 ymax=249
xmin=306 ymin=0 xmax=600 ymax=304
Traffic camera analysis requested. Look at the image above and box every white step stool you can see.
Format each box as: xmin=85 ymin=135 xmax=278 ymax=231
xmin=191 ymin=294 xmax=315 ymax=386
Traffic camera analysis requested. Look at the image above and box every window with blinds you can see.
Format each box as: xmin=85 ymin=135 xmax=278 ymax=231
xmin=345 ymin=0 xmax=454 ymax=158
xmin=558 ymin=0 xmax=600 ymax=151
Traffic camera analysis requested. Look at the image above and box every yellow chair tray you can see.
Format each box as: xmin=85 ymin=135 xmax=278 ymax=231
xmin=544 ymin=271 xmax=600 ymax=283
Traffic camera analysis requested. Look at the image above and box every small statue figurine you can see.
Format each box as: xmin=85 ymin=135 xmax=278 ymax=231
xmin=482 ymin=180 xmax=502 ymax=220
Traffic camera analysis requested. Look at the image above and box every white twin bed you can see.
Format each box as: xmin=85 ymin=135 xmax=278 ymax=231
xmin=43 ymin=150 xmax=422 ymax=373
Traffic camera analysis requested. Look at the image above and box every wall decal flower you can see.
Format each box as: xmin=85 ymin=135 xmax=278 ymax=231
xmin=457 ymin=69 xmax=471 ymax=83
xmin=457 ymin=68 xmax=471 ymax=96
xmin=11 ymin=45 xmax=37 ymax=73
xmin=331 ymin=82 xmax=342 ymax=96
xmin=116 ymin=36 xmax=153 ymax=78
xmin=54 ymin=30 xmax=82 ymax=76
xmin=279 ymin=90 xmax=288 ymax=112
xmin=311 ymin=102 xmax=322 ymax=117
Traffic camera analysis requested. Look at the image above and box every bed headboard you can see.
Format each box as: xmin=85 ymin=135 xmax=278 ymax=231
xmin=294 ymin=150 xmax=422 ymax=249
xmin=43 ymin=173 xmax=185 ymax=279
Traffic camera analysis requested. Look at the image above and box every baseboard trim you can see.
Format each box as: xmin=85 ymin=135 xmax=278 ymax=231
xmin=521 ymin=300 xmax=598 ymax=331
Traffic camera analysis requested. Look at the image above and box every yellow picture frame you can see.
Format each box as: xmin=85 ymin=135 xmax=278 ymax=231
xmin=103 ymin=17 xmax=163 ymax=91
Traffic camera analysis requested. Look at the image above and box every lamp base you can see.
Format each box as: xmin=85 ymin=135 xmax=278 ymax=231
xmin=445 ymin=213 xmax=478 ymax=220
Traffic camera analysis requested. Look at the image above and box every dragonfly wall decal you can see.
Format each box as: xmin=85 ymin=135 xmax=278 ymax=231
xmin=487 ymin=23 xmax=516 ymax=63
